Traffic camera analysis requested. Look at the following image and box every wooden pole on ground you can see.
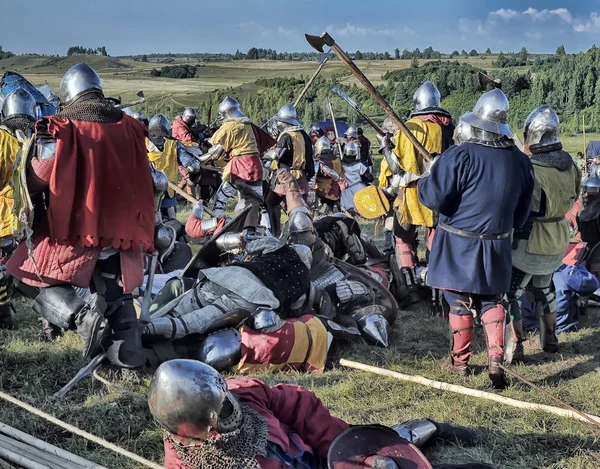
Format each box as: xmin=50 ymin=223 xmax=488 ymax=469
xmin=0 ymin=391 xmax=166 ymax=469
xmin=339 ymin=359 xmax=600 ymax=428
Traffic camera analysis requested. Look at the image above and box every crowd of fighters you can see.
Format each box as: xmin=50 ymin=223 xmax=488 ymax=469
xmin=0 ymin=61 xmax=596 ymax=468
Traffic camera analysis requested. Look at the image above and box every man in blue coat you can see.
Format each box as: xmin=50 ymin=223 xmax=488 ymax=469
xmin=418 ymin=89 xmax=534 ymax=389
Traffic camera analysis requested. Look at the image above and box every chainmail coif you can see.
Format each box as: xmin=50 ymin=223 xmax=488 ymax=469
xmin=1 ymin=116 xmax=35 ymax=136
xmin=57 ymin=96 xmax=123 ymax=123
xmin=165 ymin=404 xmax=269 ymax=469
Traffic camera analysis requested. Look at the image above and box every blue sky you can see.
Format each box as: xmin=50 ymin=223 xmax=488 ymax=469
xmin=2 ymin=0 xmax=600 ymax=56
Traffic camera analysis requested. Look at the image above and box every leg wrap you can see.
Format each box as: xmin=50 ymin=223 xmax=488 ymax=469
xmin=394 ymin=236 xmax=417 ymax=269
xmin=448 ymin=313 xmax=474 ymax=366
xmin=481 ymin=305 xmax=506 ymax=359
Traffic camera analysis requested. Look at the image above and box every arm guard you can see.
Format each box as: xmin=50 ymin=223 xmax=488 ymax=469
xmin=319 ymin=162 xmax=342 ymax=182
xmin=176 ymin=142 xmax=201 ymax=174
xmin=204 ymin=144 xmax=226 ymax=163
xmin=382 ymin=147 xmax=402 ymax=175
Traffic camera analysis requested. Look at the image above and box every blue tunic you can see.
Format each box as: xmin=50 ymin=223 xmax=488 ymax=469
xmin=418 ymin=142 xmax=534 ymax=294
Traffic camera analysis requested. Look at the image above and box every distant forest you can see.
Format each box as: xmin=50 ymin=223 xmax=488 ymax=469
xmin=149 ymin=44 xmax=600 ymax=135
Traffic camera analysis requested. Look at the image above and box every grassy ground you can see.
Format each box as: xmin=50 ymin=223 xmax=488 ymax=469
xmin=1 ymin=298 xmax=600 ymax=468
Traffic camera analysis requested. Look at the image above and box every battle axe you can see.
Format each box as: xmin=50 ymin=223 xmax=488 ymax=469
xmin=305 ymin=32 xmax=431 ymax=162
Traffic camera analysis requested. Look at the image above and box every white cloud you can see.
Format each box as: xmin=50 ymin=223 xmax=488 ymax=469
xmin=489 ymin=9 xmax=519 ymax=21
xmin=325 ymin=23 xmax=398 ymax=38
xmin=277 ymin=26 xmax=296 ymax=38
xmin=574 ymin=12 xmax=600 ymax=32
xmin=523 ymin=7 xmax=573 ymax=23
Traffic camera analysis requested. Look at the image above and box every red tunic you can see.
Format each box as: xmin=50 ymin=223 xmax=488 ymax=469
xmin=163 ymin=378 xmax=349 ymax=469
xmin=7 ymin=115 xmax=154 ymax=293
xmin=172 ymin=116 xmax=197 ymax=143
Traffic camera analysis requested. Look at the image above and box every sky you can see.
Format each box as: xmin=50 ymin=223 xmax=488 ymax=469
xmin=2 ymin=0 xmax=600 ymax=56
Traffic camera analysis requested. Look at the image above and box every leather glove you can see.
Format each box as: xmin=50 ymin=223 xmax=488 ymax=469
xmin=431 ymin=420 xmax=477 ymax=446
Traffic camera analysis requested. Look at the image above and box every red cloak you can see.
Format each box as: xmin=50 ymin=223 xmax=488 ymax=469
xmin=44 ymin=115 xmax=154 ymax=251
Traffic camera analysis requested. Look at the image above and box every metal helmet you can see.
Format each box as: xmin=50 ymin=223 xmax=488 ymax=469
xmin=310 ymin=124 xmax=324 ymax=138
xmin=315 ymin=135 xmax=332 ymax=155
xmin=344 ymin=141 xmax=359 ymax=159
xmin=274 ymin=103 xmax=301 ymax=127
xmin=1 ymin=88 xmax=36 ymax=121
xmin=524 ymin=105 xmax=562 ymax=153
xmin=154 ymin=224 xmax=176 ymax=261
xmin=182 ymin=107 xmax=197 ymax=126
xmin=345 ymin=125 xmax=358 ymax=139
xmin=584 ymin=166 xmax=600 ymax=195
xmin=197 ymin=329 xmax=242 ymax=372
xmin=148 ymin=359 xmax=243 ymax=439
xmin=412 ymin=81 xmax=441 ymax=113
xmin=460 ymin=89 xmax=512 ymax=137
xmin=217 ymin=96 xmax=244 ymax=121
xmin=250 ymin=308 xmax=284 ymax=332
xmin=148 ymin=114 xmax=171 ymax=137
xmin=59 ymin=63 xmax=103 ymax=106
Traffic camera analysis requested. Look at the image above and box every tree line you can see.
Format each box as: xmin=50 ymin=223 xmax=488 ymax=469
xmin=0 ymin=45 xmax=15 ymax=60
xmin=67 ymin=46 xmax=108 ymax=56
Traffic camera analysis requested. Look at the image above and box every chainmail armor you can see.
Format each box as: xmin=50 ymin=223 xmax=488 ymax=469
xmin=57 ymin=97 xmax=123 ymax=123
xmin=1 ymin=116 xmax=35 ymax=136
xmin=165 ymin=404 xmax=269 ymax=469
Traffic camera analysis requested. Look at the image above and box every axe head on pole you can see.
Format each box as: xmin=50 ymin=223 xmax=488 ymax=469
xmin=478 ymin=71 xmax=502 ymax=90
xmin=305 ymin=32 xmax=335 ymax=53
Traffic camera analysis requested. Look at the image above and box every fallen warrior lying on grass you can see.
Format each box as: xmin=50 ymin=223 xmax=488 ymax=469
xmin=141 ymin=173 xmax=397 ymax=372
xmin=148 ymin=359 xmax=496 ymax=469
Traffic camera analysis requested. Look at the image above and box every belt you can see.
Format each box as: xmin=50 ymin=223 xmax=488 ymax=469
xmin=529 ymin=216 xmax=565 ymax=224
xmin=439 ymin=221 xmax=510 ymax=240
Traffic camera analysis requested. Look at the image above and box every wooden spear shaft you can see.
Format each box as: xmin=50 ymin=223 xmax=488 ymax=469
xmin=167 ymin=181 xmax=216 ymax=217
xmin=325 ymin=42 xmax=431 ymax=162
xmin=339 ymin=359 xmax=600 ymax=428
xmin=293 ymin=53 xmax=330 ymax=108
xmin=0 ymin=391 xmax=166 ymax=469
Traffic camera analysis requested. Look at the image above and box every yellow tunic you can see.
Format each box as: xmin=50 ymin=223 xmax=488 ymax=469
xmin=0 ymin=129 xmax=21 ymax=239
xmin=393 ymin=119 xmax=442 ymax=227
xmin=210 ymin=120 xmax=258 ymax=157
xmin=210 ymin=119 xmax=259 ymax=181
xmin=147 ymin=138 xmax=178 ymax=198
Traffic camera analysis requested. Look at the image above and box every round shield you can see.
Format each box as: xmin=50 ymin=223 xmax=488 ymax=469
xmin=328 ymin=425 xmax=432 ymax=469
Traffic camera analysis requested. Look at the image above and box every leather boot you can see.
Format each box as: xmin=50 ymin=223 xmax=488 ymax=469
xmin=481 ymin=305 xmax=508 ymax=389
xmin=101 ymin=297 xmax=146 ymax=369
xmin=445 ymin=314 xmax=474 ymax=376
xmin=541 ymin=312 xmax=559 ymax=353
xmin=511 ymin=319 xmax=526 ymax=362
xmin=73 ymin=305 xmax=104 ymax=359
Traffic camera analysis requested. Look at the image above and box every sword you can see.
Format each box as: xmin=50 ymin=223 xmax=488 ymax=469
xmin=331 ymin=86 xmax=385 ymax=136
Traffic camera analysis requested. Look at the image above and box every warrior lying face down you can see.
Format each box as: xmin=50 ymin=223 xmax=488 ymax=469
xmin=148 ymin=359 xmax=496 ymax=469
